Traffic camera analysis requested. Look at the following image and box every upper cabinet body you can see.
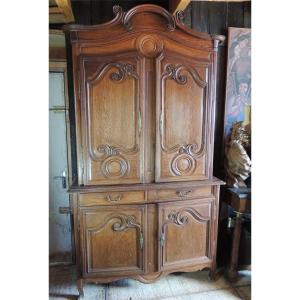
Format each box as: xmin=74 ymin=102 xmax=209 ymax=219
xmin=65 ymin=5 xmax=224 ymax=186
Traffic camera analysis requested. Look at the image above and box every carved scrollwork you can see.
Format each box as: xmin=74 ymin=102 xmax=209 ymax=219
xmin=97 ymin=144 xmax=139 ymax=157
xmin=112 ymin=5 xmax=123 ymax=17
xmin=88 ymin=213 xmax=144 ymax=249
xmin=112 ymin=215 xmax=141 ymax=231
xmin=175 ymin=10 xmax=185 ymax=24
xmin=110 ymin=63 xmax=138 ymax=81
xmin=166 ymin=207 xmax=210 ymax=227
xmin=178 ymin=144 xmax=203 ymax=157
xmin=166 ymin=65 xmax=187 ymax=84
xmin=160 ymin=207 xmax=210 ymax=247
xmin=111 ymin=214 xmax=144 ymax=249
xmin=164 ymin=64 xmax=207 ymax=87
xmin=168 ymin=210 xmax=189 ymax=226
xmin=87 ymin=62 xmax=138 ymax=84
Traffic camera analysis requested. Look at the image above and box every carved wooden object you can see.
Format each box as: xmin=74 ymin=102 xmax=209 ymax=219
xmin=64 ymin=4 xmax=224 ymax=296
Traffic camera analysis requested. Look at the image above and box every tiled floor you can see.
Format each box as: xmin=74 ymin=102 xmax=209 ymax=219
xmin=49 ymin=266 xmax=251 ymax=300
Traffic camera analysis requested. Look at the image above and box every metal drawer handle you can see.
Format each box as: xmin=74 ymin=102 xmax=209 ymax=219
xmin=106 ymin=194 xmax=122 ymax=202
xmin=176 ymin=190 xmax=192 ymax=197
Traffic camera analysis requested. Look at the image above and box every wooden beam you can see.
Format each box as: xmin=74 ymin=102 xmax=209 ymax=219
xmin=190 ymin=0 xmax=250 ymax=2
xmin=49 ymin=0 xmax=74 ymax=24
xmin=49 ymin=30 xmax=66 ymax=60
xmin=169 ymin=0 xmax=191 ymax=15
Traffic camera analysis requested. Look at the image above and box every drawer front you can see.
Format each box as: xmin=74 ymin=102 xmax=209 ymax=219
xmin=79 ymin=191 xmax=145 ymax=206
xmin=148 ymin=186 xmax=212 ymax=202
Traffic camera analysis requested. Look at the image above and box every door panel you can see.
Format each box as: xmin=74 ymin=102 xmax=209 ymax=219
xmin=156 ymin=53 xmax=211 ymax=182
xmin=158 ymin=199 xmax=213 ymax=271
xmin=49 ymin=72 xmax=65 ymax=108
xmin=80 ymin=204 xmax=146 ymax=276
xmin=49 ymin=71 xmax=72 ymax=262
xmin=80 ymin=55 xmax=143 ymax=185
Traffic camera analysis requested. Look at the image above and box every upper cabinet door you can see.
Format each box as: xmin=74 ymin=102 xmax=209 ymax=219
xmin=155 ymin=51 xmax=213 ymax=182
xmin=78 ymin=54 xmax=144 ymax=185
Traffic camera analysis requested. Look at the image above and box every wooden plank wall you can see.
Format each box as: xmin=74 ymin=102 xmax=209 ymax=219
xmin=183 ymin=1 xmax=251 ymax=179
xmin=183 ymin=1 xmax=251 ymax=268
xmin=71 ymin=0 xmax=169 ymax=24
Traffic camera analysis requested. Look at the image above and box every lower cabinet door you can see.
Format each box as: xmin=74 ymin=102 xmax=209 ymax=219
xmin=158 ymin=198 xmax=213 ymax=271
xmin=80 ymin=204 xmax=146 ymax=276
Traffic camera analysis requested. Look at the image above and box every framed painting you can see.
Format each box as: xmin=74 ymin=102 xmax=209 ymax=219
xmin=224 ymin=27 xmax=251 ymax=138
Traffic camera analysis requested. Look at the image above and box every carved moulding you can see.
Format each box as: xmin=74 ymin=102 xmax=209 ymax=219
xmin=136 ymin=34 xmax=164 ymax=58
xmin=160 ymin=64 xmax=207 ymax=176
xmin=88 ymin=213 xmax=144 ymax=250
xmin=166 ymin=207 xmax=210 ymax=226
xmin=79 ymin=263 xmax=211 ymax=285
xmin=123 ymin=4 xmax=176 ymax=31
xmin=164 ymin=64 xmax=207 ymax=87
xmin=160 ymin=207 xmax=210 ymax=247
xmin=86 ymin=62 xmax=140 ymax=179
xmin=96 ymin=144 xmax=139 ymax=179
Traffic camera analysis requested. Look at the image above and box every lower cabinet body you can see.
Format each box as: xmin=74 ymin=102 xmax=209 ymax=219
xmin=71 ymin=181 xmax=222 ymax=296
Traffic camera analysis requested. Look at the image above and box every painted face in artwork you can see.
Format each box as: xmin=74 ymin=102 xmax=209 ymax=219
xmin=238 ymin=38 xmax=248 ymax=49
xmin=238 ymin=82 xmax=248 ymax=96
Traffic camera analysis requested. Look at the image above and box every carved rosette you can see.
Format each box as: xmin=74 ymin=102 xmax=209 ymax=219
xmin=136 ymin=34 xmax=164 ymax=58
xmin=95 ymin=144 xmax=139 ymax=179
xmin=101 ymin=155 xmax=129 ymax=179
xmin=171 ymin=153 xmax=195 ymax=176
xmin=170 ymin=144 xmax=204 ymax=176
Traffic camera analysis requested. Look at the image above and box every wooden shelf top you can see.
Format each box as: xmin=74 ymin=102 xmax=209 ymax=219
xmin=70 ymin=177 xmax=225 ymax=193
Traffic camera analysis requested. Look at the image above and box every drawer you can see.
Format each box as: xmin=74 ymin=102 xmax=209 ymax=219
xmin=148 ymin=186 xmax=212 ymax=202
xmin=79 ymin=191 xmax=145 ymax=206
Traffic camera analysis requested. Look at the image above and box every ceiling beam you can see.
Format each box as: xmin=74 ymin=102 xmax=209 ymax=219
xmin=49 ymin=0 xmax=74 ymax=24
xmin=169 ymin=0 xmax=191 ymax=15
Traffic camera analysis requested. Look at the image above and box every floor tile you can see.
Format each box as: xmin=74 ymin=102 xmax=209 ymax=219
xmin=235 ymin=286 xmax=251 ymax=300
xmin=107 ymin=271 xmax=231 ymax=300
xmin=49 ymin=296 xmax=78 ymax=300
xmin=231 ymin=270 xmax=251 ymax=287
xmin=49 ymin=266 xmax=106 ymax=300
xmin=161 ymin=288 xmax=241 ymax=300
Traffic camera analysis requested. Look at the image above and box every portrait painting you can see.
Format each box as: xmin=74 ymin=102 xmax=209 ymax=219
xmin=224 ymin=27 xmax=251 ymax=138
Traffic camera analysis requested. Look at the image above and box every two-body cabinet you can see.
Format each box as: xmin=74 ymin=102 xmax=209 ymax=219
xmin=64 ymin=4 xmax=224 ymax=296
